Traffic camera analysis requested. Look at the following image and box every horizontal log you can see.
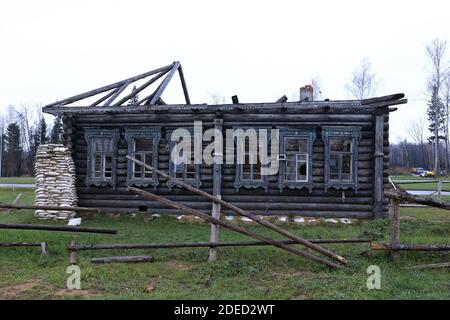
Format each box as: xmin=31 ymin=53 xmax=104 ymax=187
xmin=370 ymin=242 xmax=450 ymax=251
xmin=0 ymin=203 xmax=100 ymax=214
xmin=407 ymin=262 xmax=450 ymax=270
xmin=90 ymin=207 xmax=373 ymax=218
xmin=69 ymin=238 xmax=371 ymax=251
xmin=385 ymin=189 xmax=450 ymax=211
xmin=91 ymin=255 xmax=154 ymax=264
xmin=0 ymin=224 xmax=117 ymax=234
xmin=78 ymin=199 xmax=372 ymax=211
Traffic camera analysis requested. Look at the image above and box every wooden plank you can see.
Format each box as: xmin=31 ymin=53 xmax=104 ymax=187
xmin=127 ymin=156 xmax=348 ymax=265
xmin=91 ymin=255 xmax=154 ymax=264
xmin=128 ymin=186 xmax=342 ymax=269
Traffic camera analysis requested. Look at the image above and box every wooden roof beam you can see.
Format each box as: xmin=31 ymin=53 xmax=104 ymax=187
xmin=45 ymin=63 xmax=175 ymax=107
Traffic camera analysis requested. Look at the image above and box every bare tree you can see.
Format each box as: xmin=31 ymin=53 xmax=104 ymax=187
xmin=310 ymin=75 xmax=322 ymax=100
xmin=426 ymin=38 xmax=449 ymax=176
xmin=208 ymin=92 xmax=226 ymax=105
xmin=443 ymin=78 xmax=450 ymax=175
xmin=408 ymin=118 xmax=427 ymax=167
xmin=345 ymin=57 xmax=377 ymax=100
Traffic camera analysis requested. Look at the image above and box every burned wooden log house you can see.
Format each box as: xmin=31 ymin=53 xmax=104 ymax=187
xmin=43 ymin=61 xmax=407 ymax=219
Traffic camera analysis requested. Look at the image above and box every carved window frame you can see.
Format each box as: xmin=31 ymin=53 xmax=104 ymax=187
xmin=125 ymin=127 xmax=161 ymax=189
xmin=84 ymin=128 xmax=119 ymax=188
xmin=233 ymin=126 xmax=271 ymax=192
xmin=322 ymin=126 xmax=361 ymax=192
xmin=278 ymin=128 xmax=316 ymax=192
xmin=167 ymin=127 xmax=201 ymax=190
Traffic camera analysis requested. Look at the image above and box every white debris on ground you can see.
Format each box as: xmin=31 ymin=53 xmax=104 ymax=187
xmin=240 ymin=217 xmax=253 ymax=222
xmin=67 ymin=218 xmax=82 ymax=226
xmin=225 ymin=215 xmax=234 ymax=221
xmin=152 ymin=214 xmax=161 ymax=218
xmin=277 ymin=216 xmax=288 ymax=222
xmin=34 ymin=144 xmax=77 ymax=220
xmin=294 ymin=217 xmax=305 ymax=223
xmin=324 ymin=218 xmax=339 ymax=224
xmin=340 ymin=218 xmax=352 ymax=224
xmin=176 ymin=215 xmax=185 ymax=220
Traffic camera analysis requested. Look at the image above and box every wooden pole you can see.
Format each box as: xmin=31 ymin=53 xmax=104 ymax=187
xmin=126 ymin=156 xmax=347 ymax=265
xmin=407 ymin=262 xmax=450 ymax=270
xmin=69 ymin=240 xmax=77 ymax=265
xmin=209 ymin=119 xmax=223 ymax=262
xmin=0 ymin=203 xmax=100 ymax=214
xmin=69 ymin=238 xmax=370 ymax=251
xmin=128 ymin=187 xmax=342 ymax=269
xmin=389 ymin=198 xmax=400 ymax=261
xmin=0 ymin=223 xmax=117 ymax=234
xmin=373 ymin=113 xmax=385 ymax=219
xmin=385 ymin=189 xmax=450 ymax=210
xmin=0 ymin=242 xmax=48 ymax=255
xmin=371 ymin=242 xmax=450 ymax=251
xmin=91 ymin=255 xmax=154 ymax=264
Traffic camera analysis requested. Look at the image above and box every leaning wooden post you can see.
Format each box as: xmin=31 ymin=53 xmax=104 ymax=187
xmin=373 ymin=111 xmax=385 ymax=219
xmin=128 ymin=187 xmax=342 ymax=269
xmin=127 ymin=156 xmax=348 ymax=265
xmin=69 ymin=240 xmax=77 ymax=265
xmin=389 ymin=198 xmax=400 ymax=261
xmin=209 ymin=119 xmax=223 ymax=262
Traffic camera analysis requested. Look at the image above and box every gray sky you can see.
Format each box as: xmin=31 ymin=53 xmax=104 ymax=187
xmin=1 ymin=0 xmax=449 ymax=141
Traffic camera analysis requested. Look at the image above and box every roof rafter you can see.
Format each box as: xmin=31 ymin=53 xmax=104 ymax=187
xmin=45 ymin=61 xmax=191 ymax=108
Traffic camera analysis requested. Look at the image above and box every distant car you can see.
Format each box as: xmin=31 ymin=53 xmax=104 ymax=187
xmin=419 ymin=170 xmax=435 ymax=178
xmin=412 ymin=167 xmax=425 ymax=175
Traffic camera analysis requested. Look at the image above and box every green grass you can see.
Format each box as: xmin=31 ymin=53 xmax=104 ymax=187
xmin=0 ymin=177 xmax=35 ymax=184
xmin=0 ymin=188 xmax=449 ymax=300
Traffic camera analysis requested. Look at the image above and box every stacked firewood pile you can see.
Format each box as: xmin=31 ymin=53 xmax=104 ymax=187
xmin=34 ymin=144 xmax=77 ymax=220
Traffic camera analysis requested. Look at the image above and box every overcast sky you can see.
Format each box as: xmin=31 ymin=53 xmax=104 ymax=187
xmin=1 ymin=0 xmax=449 ymax=142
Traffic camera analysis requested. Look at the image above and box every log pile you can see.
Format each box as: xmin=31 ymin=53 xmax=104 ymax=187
xmin=34 ymin=144 xmax=77 ymax=220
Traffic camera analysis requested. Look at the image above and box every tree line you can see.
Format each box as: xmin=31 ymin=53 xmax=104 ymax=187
xmin=0 ymin=105 xmax=62 ymax=177
xmin=391 ymin=38 xmax=450 ymax=176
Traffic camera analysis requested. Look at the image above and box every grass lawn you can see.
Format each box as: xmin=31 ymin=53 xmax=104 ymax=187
xmin=0 ymin=187 xmax=449 ymax=300
xmin=0 ymin=177 xmax=35 ymax=184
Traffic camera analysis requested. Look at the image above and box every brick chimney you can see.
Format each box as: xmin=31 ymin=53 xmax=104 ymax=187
xmin=300 ymin=85 xmax=314 ymax=101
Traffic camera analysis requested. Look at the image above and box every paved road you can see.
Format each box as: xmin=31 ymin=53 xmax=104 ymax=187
xmin=0 ymin=184 xmax=35 ymax=188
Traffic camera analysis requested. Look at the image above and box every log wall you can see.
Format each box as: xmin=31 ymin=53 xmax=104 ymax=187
xmin=70 ymin=108 xmax=390 ymax=219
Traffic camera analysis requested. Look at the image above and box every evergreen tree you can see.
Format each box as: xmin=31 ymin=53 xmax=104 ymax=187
xmin=4 ymin=122 xmax=22 ymax=176
xmin=427 ymin=85 xmax=446 ymax=174
xmin=39 ymin=117 xmax=48 ymax=144
xmin=29 ymin=126 xmax=41 ymax=162
xmin=50 ymin=116 xmax=63 ymax=143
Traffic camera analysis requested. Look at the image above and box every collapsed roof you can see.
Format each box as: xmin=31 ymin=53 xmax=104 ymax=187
xmin=43 ymin=62 xmax=407 ymax=115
